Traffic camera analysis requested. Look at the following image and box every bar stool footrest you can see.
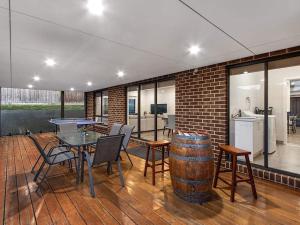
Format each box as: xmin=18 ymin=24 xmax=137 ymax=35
xmin=218 ymin=177 xmax=232 ymax=186
xmin=155 ymin=169 xmax=170 ymax=173
xmin=219 ymin=169 xmax=232 ymax=173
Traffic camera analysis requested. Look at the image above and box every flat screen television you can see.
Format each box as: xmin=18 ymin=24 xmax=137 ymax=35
xmin=151 ymin=104 xmax=167 ymax=114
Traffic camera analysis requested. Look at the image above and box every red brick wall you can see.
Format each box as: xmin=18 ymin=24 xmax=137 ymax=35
xmin=175 ymin=64 xmax=227 ymax=161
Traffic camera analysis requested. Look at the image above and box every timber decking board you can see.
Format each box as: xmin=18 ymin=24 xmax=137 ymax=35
xmin=0 ymin=133 xmax=299 ymax=225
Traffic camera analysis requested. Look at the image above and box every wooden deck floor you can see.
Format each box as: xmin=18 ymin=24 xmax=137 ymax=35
xmin=1 ymin=133 xmax=300 ymax=225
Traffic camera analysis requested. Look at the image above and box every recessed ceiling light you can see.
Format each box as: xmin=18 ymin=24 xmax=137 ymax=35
xmin=87 ymin=81 xmax=92 ymax=86
xmin=188 ymin=45 xmax=201 ymax=55
xmin=117 ymin=70 xmax=125 ymax=77
xmin=33 ymin=75 xmax=40 ymax=81
xmin=70 ymin=87 xmax=75 ymax=91
xmin=86 ymin=0 xmax=105 ymax=16
xmin=44 ymin=58 xmax=57 ymax=67
xmin=28 ymin=84 xmax=33 ymax=89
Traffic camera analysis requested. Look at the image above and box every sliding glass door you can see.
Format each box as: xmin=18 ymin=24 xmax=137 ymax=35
xmin=127 ymin=86 xmax=139 ymax=137
xmin=268 ymin=56 xmax=300 ymax=174
xmin=157 ymin=80 xmax=175 ymax=141
xmin=94 ymin=90 xmax=109 ymax=125
xmin=229 ymin=64 xmax=265 ymax=164
xmin=102 ymin=90 xmax=108 ymax=125
xmin=229 ymin=55 xmax=300 ymax=176
xmin=126 ymin=79 xmax=175 ymax=141
xmin=140 ymin=83 xmax=155 ymax=141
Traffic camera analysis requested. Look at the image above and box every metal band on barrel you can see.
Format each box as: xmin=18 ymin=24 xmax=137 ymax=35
xmin=175 ymin=134 xmax=209 ymax=141
xmin=172 ymin=143 xmax=211 ymax=149
xmin=169 ymin=152 xmax=213 ymax=161
xmin=171 ymin=175 xmax=210 ymax=185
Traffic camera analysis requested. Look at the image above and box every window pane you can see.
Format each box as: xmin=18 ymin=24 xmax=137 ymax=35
xmin=230 ymin=64 xmax=265 ymax=164
xmin=95 ymin=92 xmax=102 ymax=116
xmin=157 ymin=80 xmax=175 ymax=141
xmin=102 ymin=90 xmax=108 ymax=125
xmin=1 ymin=87 xmax=61 ymax=135
xmin=64 ymin=91 xmax=84 ymax=118
xmin=268 ymin=56 xmax=300 ymax=174
xmin=127 ymin=86 xmax=138 ymax=137
xmin=140 ymin=83 xmax=155 ymax=140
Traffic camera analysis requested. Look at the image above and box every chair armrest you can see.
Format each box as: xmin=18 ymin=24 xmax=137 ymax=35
xmin=46 ymin=146 xmax=71 ymax=157
xmin=49 ymin=148 xmax=78 ymax=164
xmin=43 ymin=140 xmax=59 ymax=150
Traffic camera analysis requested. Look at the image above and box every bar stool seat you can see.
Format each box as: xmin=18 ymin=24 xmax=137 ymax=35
xmin=213 ymin=144 xmax=258 ymax=202
xmin=144 ymin=140 xmax=170 ymax=185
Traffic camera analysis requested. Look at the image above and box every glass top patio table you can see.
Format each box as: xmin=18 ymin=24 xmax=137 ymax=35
xmin=56 ymin=131 xmax=105 ymax=147
xmin=56 ymin=130 xmax=106 ymax=184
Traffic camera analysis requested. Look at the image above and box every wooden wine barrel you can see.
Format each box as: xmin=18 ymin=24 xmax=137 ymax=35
xmin=169 ymin=131 xmax=214 ymax=203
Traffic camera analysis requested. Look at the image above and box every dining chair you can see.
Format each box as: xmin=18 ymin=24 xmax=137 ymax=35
xmin=289 ymin=115 xmax=297 ymax=134
xmin=28 ymin=133 xmax=78 ymax=191
xmin=120 ymin=124 xmax=135 ymax=166
xmin=89 ymin=123 xmax=123 ymax=152
xmin=84 ymin=134 xmax=125 ymax=197
xmin=109 ymin=123 xmax=123 ymax=135
xmin=164 ymin=115 xmax=175 ymax=137
xmin=28 ymin=131 xmax=72 ymax=174
xmin=59 ymin=123 xmax=78 ymax=133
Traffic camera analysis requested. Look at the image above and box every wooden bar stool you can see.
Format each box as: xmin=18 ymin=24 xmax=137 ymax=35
xmin=144 ymin=140 xmax=170 ymax=185
xmin=213 ymin=145 xmax=257 ymax=202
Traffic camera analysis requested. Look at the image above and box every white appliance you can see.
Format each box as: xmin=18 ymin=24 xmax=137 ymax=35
xmin=232 ymin=117 xmax=264 ymax=162
xmin=242 ymin=111 xmax=276 ymax=154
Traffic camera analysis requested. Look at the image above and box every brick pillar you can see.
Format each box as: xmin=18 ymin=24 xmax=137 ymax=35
xmin=175 ymin=64 xmax=228 ymax=163
xmin=108 ymin=85 xmax=127 ymax=129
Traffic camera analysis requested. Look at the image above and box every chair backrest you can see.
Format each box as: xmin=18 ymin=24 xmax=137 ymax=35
xmin=95 ymin=117 xmax=102 ymax=123
xmin=120 ymin=125 xmax=135 ymax=150
xmin=27 ymin=133 xmax=49 ymax=163
xmin=109 ymin=123 xmax=123 ymax=136
xmin=168 ymin=115 xmax=176 ymax=129
xmin=93 ymin=134 xmax=125 ymax=165
xmin=59 ymin=123 xmax=77 ymax=133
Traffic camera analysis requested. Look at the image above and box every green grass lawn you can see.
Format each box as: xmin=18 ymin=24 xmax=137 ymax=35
xmin=1 ymin=104 xmax=84 ymax=111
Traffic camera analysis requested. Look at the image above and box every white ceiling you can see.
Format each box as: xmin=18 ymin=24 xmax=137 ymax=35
xmin=0 ymin=0 xmax=299 ymax=91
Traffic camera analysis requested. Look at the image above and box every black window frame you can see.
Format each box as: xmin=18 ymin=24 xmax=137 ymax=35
xmin=227 ymin=51 xmax=300 ymax=178
xmin=126 ymin=78 xmax=175 ymax=141
xmin=93 ymin=89 xmax=108 ymax=125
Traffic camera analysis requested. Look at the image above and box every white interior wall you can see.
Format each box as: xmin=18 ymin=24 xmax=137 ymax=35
xmin=268 ymin=65 xmax=300 ymax=143
xmin=230 ymin=72 xmax=264 ymax=116
xmin=141 ymin=88 xmax=155 ymax=114
xmin=268 ymin=72 xmax=288 ymax=143
xmin=157 ymin=85 xmax=175 ymax=114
